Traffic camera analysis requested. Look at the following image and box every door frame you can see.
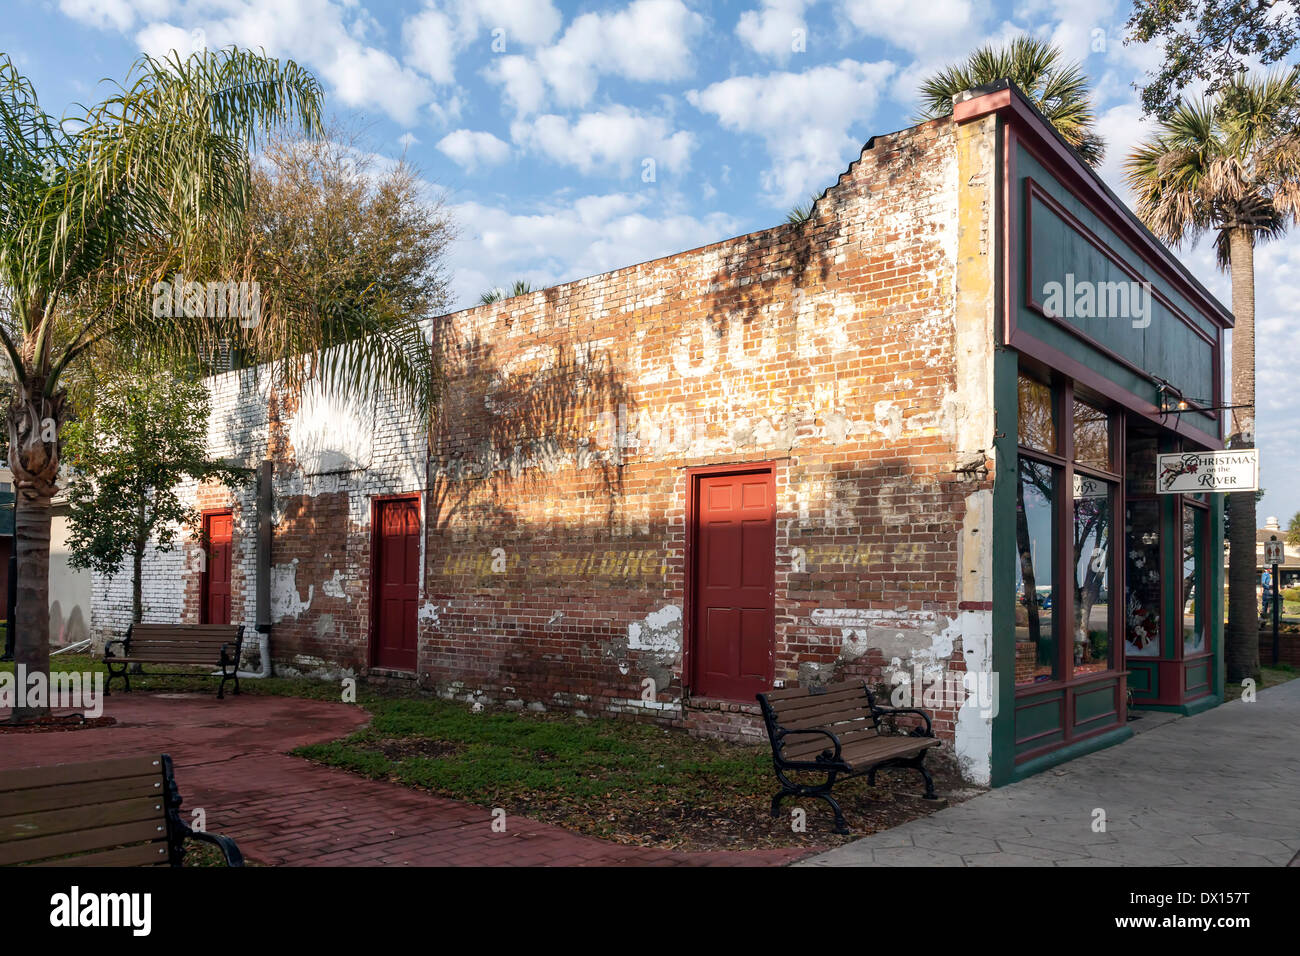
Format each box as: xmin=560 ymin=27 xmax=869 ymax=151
xmin=199 ymin=508 xmax=233 ymax=625
xmin=368 ymin=493 xmax=423 ymax=670
xmin=683 ymin=461 xmax=778 ymax=700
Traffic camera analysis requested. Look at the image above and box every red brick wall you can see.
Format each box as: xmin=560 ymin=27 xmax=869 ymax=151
xmin=420 ymin=119 xmax=981 ymax=741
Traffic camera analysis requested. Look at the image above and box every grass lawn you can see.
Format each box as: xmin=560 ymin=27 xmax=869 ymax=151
xmin=2 ymin=653 xmax=969 ymax=851
xmin=1222 ymin=664 xmax=1297 ymax=701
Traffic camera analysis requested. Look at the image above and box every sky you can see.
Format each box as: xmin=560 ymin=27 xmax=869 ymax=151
xmin=1 ymin=0 xmax=1297 ymax=525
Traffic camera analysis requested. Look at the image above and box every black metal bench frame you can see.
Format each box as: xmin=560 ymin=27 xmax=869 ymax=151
xmin=160 ymin=754 xmax=245 ymax=865
xmin=105 ymin=623 xmax=245 ymax=699
xmin=757 ymin=680 xmax=941 ymax=834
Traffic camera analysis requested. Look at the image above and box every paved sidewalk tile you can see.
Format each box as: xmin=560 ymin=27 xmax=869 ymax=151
xmin=799 ymin=680 xmax=1300 ymax=867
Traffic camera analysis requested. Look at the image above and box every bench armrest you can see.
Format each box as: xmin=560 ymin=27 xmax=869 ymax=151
xmin=219 ymin=642 xmax=240 ymax=666
xmin=104 ymin=637 xmax=130 ymax=658
xmin=183 ymin=828 xmax=245 ymax=867
xmin=773 ymin=726 xmax=843 ymax=765
xmin=871 ymin=705 xmax=934 ymax=737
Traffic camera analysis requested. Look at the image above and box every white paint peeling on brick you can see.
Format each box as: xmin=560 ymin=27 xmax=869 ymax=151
xmin=321 ymin=570 xmax=350 ymax=602
xmin=271 ymin=559 xmax=313 ymax=621
xmin=627 ymin=604 xmax=682 ymax=651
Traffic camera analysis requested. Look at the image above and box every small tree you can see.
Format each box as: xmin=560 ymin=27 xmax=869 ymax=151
xmin=62 ymin=368 xmax=242 ymax=625
xmin=1287 ymin=512 xmax=1300 ymax=547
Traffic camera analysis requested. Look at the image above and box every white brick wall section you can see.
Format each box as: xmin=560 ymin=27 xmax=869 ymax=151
xmin=90 ymin=349 xmax=433 ymax=637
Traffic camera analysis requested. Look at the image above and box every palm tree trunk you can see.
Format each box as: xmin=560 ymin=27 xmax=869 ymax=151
xmin=1225 ymin=227 xmax=1259 ymax=683
xmin=12 ymin=488 xmax=51 ymax=720
xmin=6 ymin=373 xmax=65 ymax=722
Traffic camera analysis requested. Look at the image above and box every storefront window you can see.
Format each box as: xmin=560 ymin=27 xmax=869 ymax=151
xmin=1125 ymin=499 xmax=1161 ymax=657
xmin=1016 ymin=458 xmax=1057 ymax=685
xmin=1073 ymin=477 xmax=1112 ymax=674
xmin=1018 ymin=375 xmax=1056 ymax=453
xmin=1183 ymin=504 xmax=1205 ymax=654
xmin=1126 ymin=434 xmax=1158 ymax=496
xmin=1073 ymin=399 xmax=1111 ymax=472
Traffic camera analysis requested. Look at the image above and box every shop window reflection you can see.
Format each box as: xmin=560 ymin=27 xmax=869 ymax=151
xmin=1016 ymin=458 xmax=1057 ymax=684
xmin=1125 ymin=499 xmax=1161 ymax=657
xmin=1183 ymin=504 xmax=1205 ymax=654
xmin=1073 ymin=475 xmax=1112 ymax=674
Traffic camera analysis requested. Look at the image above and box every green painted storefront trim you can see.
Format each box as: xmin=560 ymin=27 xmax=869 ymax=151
xmin=990 ymin=347 xmax=1021 ymax=787
xmin=1006 ymin=723 xmax=1134 ymax=783
xmin=1132 ymin=694 xmax=1222 ymax=717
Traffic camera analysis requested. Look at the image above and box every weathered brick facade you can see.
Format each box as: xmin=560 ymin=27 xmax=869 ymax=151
xmin=92 ymin=113 xmax=1002 ymax=783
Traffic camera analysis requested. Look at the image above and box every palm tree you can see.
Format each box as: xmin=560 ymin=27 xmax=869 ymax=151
xmin=786 ymin=194 xmax=819 ymax=225
xmin=0 ymin=49 xmax=425 ymax=719
xmin=919 ymin=36 xmax=1105 ymax=167
xmin=480 ymin=279 xmax=533 ymax=304
xmin=1124 ymin=68 xmax=1300 ymax=683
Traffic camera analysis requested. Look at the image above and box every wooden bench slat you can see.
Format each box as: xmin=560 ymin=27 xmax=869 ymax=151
xmin=763 ymin=679 xmax=862 ymax=702
xmin=839 ymin=736 xmax=940 ymax=769
xmin=0 ymin=756 xmax=162 ymax=792
xmin=0 ymin=819 xmax=167 ymax=866
xmin=0 ymin=774 xmax=163 ymax=817
xmin=0 ymin=796 xmax=167 ymax=844
xmin=28 ymin=842 xmax=171 ymax=867
xmin=122 ymin=639 xmax=233 ymax=648
xmin=783 ymin=724 xmax=882 ymax=760
xmin=779 ymin=703 xmax=874 ymax=731
xmin=768 ymin=684 xmax=868 ymax=716
xmin=0 ymin=753 xmax=243 ymax=867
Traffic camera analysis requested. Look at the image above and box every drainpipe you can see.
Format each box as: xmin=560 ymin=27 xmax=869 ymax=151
xmin=233 ymin=458 xmax=274 ymax=679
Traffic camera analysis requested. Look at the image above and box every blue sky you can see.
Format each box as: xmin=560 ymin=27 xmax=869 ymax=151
xmin=2 ymin=0 xmax=1297 ymax=525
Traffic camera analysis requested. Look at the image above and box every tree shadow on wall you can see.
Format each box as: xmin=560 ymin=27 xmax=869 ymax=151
xmin=427 ymin=316 xmax=635 ymax=540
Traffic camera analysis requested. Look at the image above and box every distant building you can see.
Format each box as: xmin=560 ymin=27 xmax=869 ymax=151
xmin=1 ymin=465 xmax=92 ymax=648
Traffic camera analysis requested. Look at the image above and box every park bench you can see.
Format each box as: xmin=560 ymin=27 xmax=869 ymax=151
xmin=0 ymin=753 xmax=244 ymax=866
xmin=105 ymin=623 xmax=244 ymax=699
xmin=756 ymin=679 xmax=942 ymax=834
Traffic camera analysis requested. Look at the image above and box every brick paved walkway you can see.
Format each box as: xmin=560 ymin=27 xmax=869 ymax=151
xmin=0 ymin=693 xmax=808 ymax=867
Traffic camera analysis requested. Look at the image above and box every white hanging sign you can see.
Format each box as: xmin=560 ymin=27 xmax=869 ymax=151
xmin=1156 ymin=450 xmax=1258 ymax=494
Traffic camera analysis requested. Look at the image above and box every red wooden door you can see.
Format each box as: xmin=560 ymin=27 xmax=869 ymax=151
xmin=201 ymin=511 xmax=233 ymax=625
xmin=373 ymin=498 xmax=421 ymax=670
xmin=692 ymin=469 xmax=776 ymax=699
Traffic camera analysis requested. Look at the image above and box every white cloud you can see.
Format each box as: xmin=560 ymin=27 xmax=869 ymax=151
xmin=446 ymin=192 xmax=740 ymax=308
xmin=488 ymin=0 xmax=706 ymax=114
xmin=736 ymin=0 xmax=811 ymax=62
xmin=103 ymin=2 xmax=436 ymax=126
xmin=688 ymin=58 xmax=896 ymax=204
xmin=457 ymin=0 xmax=562 ymax=47
xmin=402 ymin=0 xmax=561 ymax=86
xmin=437 ymin=128 xmax=511 ymax=170
xmin=59 ymin=0 xmax=172 ymax=32
xmin=511 ymin=107 xmax=694 ymax=176
xmin=484 ymin=54 xmax=547 ymax=115
xmin=838 ymin=0 xmax=982 ymax=55
xmin=404 ymin=6 xmax=458 ymax=85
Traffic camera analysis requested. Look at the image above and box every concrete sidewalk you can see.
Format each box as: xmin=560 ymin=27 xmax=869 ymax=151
xmin=799 ymin=679 xmax=1300 ymax=867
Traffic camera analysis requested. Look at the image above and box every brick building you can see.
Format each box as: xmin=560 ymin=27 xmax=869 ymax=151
xmin=92 ymin=82 xmax=1231 ymax=786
